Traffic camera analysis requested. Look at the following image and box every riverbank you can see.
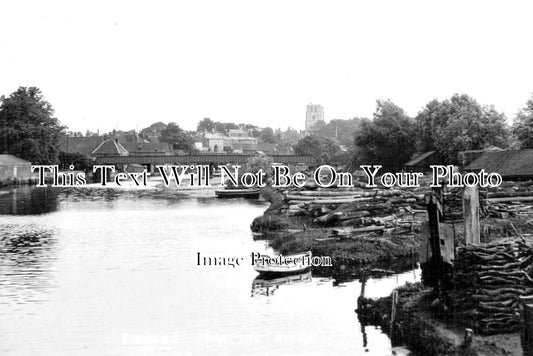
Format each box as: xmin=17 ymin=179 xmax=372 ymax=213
xmin=357 ymin=282 xmax=522 ymax=355
xmin=252 ymin=187 xmax=421 ymax=268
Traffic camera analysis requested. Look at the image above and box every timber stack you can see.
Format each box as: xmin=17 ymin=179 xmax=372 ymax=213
xmin=485 ymin=180 xmax=533 ymax=220
xmin=451 ymin=238 xmax=533 ymax=335
xmin=280 ymin=182 xmax=429 ymax=229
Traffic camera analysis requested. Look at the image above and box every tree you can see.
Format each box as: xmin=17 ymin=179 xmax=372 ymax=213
xmin=160 ymin=123 xmax=195 ymax=153
xmin=245 ymin=153 xmax=274 ymax=180
xmin=197 ymin=118 xmax=215 ymax=133
xmin=58 ymin=151 xmax=92 ymax=171
xmin=260 ymin=127 xmax=276 ymax=143
xmin=415 ymin=94 xmax=510 ymax=163
xmin=294 ymin=136 xmax=341 ymax=165
xmin=513 ymin=95 xmax=533 ymax=148
xmin=0 ymin=87 xmax=65 ymax=164
xmin=316 ymin=118 xmax=362 ymax=147
xmin=353 ymin=100 xmax=416 ymax=171
xmin=140 ymin=122 xmax=167 ymax=140
xmin=211 ymin=122 xmax=238 ymax=135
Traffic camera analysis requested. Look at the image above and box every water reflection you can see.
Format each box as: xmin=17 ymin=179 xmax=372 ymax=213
xmin=0 ymin=186 xmax=419 ymax=355
xmin=0 ymin=223 xmax=57 ymax=307
xmin=0 ymin=186 xmax=59 ymax=214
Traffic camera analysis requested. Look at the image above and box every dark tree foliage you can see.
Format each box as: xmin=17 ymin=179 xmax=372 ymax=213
xmin=160 ymin=122 xmax=195 ymax=153
xmin=294 ymin=135 xmax=342 ymax=165
xmin=513 ymin=95 xmax=533 ymax=149
xmin=197 ymin=118 xmax=215 ymax=133
xmin=315 ymin=118 xmax=362 ymax=147
xmin=260 ymin=127 xmax=276 ymax=143
xmin=353 ymin=100 xmax=416 ymax=171
xmin=213 ymin=122 xmax=238 ymax=135
xmin=58 ymin=151 xmax=92 ymax=171
xmin=0 ymin=87 xmax=65 ymax=164
xmin=140 ymin=122 xmax=167 ymax=139
xmin=416 ymin=94 xmax=510 ymax=163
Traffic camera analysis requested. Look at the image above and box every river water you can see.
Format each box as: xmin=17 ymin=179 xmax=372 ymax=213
xmin=0 ymin=186 xmax=419 ymax=355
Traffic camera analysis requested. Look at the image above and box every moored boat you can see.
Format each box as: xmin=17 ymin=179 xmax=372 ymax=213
xmin=251 ymin=271 xmax=312 ymax=297
xmin=253 ymin=251 xmax=312 ymax=275
xmin=215 ymin=188 xmax=260 ymax=199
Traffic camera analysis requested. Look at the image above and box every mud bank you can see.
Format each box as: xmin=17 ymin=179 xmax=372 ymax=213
xmin=357 ymin=283 xmax=522 ymax=356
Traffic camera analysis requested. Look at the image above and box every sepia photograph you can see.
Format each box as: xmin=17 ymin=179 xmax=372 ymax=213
xmin=1 ymin=1 xmax=533 ymax=355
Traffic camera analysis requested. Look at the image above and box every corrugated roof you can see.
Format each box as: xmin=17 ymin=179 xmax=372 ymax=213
xmin=0 ymin=154 xmax=31 ymax=165
xmin=464 ymin=149 xmax=533 ymax=178
xmin=92 ymin=139 xmax=129 ymax=156
xmin=121 ymin=142 xmax=172 ymax=154
xmin=404 ymin=151 xmax=436 ymax=167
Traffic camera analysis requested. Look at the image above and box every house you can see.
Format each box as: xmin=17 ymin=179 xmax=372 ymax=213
xmin=464 ymin=149 xmax=533 ymax=180
xmin=404 ymin=151 xmax=442 ymax=172
xmin=228 ymin=129 xmax=248 ymax=137
xmin=0 ymin=154 xmax=32 ymax=183
xmin=228 ymin=129 xmax=258 ymax=146
xmin=194 ymin=142 xmax=208 ymax=152
xmin=203 ymin=133 xmax=232 ymax=152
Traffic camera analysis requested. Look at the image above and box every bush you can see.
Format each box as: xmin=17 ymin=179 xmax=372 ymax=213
xmin=250 ymin=215 xmax=290 ymax=232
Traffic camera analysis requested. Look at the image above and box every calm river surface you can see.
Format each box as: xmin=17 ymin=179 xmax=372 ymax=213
xmin=0 ymin=186 xmax=419 ymax=355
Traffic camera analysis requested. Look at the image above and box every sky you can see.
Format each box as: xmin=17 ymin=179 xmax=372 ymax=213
xmin=1 ymin=0 xmax=533 ymax=134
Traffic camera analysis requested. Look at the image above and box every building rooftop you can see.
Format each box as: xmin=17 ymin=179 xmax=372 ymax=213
xmin=204 ymin=133 xmax=230 ymax=140
xmin=404 ymin=151 xmax=437 ymax=167
xmin=59 ymin=136 xmax=104 ymax=156
xmin=92 ymin=139 xmax=129 ymax=156
xmin=0 ymin=154 xmax=31 ymax=165
xmin=464 ymin=149 xmax=533 ymax=178
xmin=121 ymin=142 xmax=173 ymax=154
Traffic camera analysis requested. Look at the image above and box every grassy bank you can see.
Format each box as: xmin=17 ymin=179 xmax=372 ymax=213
xmin=253 ymin=187 xmax=420 ymax=267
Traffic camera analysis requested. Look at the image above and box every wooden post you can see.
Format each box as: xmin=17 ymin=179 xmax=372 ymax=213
xmin=357 ymin=275 xmax=368 ymax=311
xmin=425 ymin=188 xmax=444 ymax=282
xmin=390 ymin=290 xmax=399 ymax=335
xmin=521 ymin=296 xmax=533 ymax=356
xmin=463 ymin=186 xmax=480 ymax=245
xmin=523 ymin=304 xmax=533 ymax=356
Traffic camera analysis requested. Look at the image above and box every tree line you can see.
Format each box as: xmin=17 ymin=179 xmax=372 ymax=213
xmin=294 ymin=94 xmax=533 ymax=170
xmin=1 ymin=87 xmax=533 ymax=168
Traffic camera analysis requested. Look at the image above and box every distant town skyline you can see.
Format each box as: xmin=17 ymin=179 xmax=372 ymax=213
xmin=2 ymin=1 xmax=533 ymax=134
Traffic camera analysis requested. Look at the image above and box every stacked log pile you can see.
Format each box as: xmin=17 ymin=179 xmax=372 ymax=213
xmin=443 ymin=187 xmax=488 ymax=222
xmin=486 ymin=181 xmax=533 ymax=219
xmin=452 ymin=239 xmax=533 ymax=335
xmin=280 ymin=184 xmax=428 ymax=229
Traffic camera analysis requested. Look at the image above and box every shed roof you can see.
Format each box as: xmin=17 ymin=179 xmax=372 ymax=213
xmin=0 ymin=154 xmax=31 ymax=165
xmin=464 ymin=149 xmax=533 ymax=178
xmin=121 ymin=142 xmax=172 ymax=154
xmin=59 ymin=136 xmax=104 ymax=156
xmin=404 ymin=151 xmax=436 ymax=167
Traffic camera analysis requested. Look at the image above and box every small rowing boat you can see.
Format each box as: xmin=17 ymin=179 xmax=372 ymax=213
xmin=253 ymin=251 xmax=312 ymax=275
xmin=251 ymin=271 xmax=312 ymax=297
xmin=215 ymin=188 xmax=260 ymax=199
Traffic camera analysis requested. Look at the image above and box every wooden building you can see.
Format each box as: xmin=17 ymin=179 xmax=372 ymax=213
xmin=404 ymin=151 xmax=441 ymax=172
xmin=0 ymin=154 xmax=32 ymax=183
xmin=464 ymin=149 xmax=533 ymax=180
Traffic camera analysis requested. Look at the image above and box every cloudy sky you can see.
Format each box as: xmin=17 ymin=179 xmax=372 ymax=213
xmin=1 ymin=0 xmax=532 ymax=133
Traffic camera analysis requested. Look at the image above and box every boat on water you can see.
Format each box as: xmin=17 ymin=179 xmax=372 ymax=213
xmin=251 ymin=271 xmax=312 ymax=297
xmin=253 ymin=251 xmax=312 ymax=275
xmin=214 ymin=188 xmax=260 ymax=199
